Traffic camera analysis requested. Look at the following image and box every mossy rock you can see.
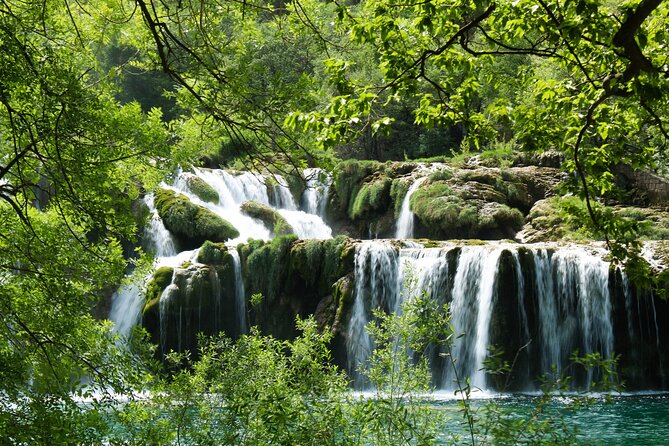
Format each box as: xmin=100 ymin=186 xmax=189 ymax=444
xmin=517 ymin=197 xmax=591 ymax=242
xmin=145 ymin=266 xmax=174 ymax=303
xmin=349 ymin=175 xmax=392 ymax=220
xmin=390 ymin=178 xmax=410 ymax=217
xmin=411 ymin=181 xmax=476 ymax=236
xmin=240 ymin=200 xmax=294 ymax=236
xmin=242 ymin=235 xmax=299 ymax=301
xmin=478 ymin=203 xmax=525 ymax=233
xmin=184 ymin=175 xmax=219 ymax=204
xmin=333 ymin=159 xmax=384 ymax=213
xmin=197 ymin=240 xmax=230 ymax=264
xmin=288 ymin=236 xmax=354 ymax=297
xmin=332 ymin=273 xmax=355 ymax=333
xmin=154 ymin=189 xmax=239 ymax=249
xmin=411 ymin=180 xmax=525 ymax=239
xmin=615 ymin=207 xmax=669 ymax=240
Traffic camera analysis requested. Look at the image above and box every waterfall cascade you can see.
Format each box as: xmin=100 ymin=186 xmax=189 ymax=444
xmin=109 ymin=165 xmax=668 ymax=392
xmin=395 ymin=176 xmax=427 ymax=239
xmin=347 ymin=241 xmax=666 ymax=391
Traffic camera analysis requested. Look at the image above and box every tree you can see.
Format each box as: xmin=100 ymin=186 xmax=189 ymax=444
xmin=0 ymin=0 xmax=174 ymax=440
xmin=284 ymin=0 xmax=669 ymax=281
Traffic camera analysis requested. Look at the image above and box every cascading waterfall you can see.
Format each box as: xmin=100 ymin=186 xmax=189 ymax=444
xmin=109 ymin=284 xmax=143 ymax=337
xmin=302 ymin=168 xmax=332 ymax=218
xmin=110 ymin=167 xmax=336 ymax=351
xmin=395 ymin=177 xmax=427 ymax=239
xmin=443 ymin=247 xmax=503 ymax=390
xmin=346 ymin=241 xmax=400 ymax=387
xmin=229 ymin=248 xmax=248 ymax=336
xmin=108 ymin=165 xmax=667 ymax=391
xmin=143 ymin=193 xmax=177 ymax=257
xmin=533 ymin=248 xmax=613 ymax=384
xmin=346 ymin=241 xmax=632 ymax=391
xmin=109 ymin=194 xmax=177 ymax=337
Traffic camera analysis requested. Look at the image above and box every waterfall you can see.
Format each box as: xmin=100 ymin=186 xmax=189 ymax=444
xmin=395 ymin=177 xmax=427 ymax=239
xmin=443 ymin=247 xmax=503 ymax=390
xmin=346 ymin=241 xmax=400 ymax=387
xmin=109 ymin=283 xmax=143 ymax=337
xmin=229 ymin=248 xmax=248 ymax=336
xmin=159 ymin=283 xmax=180 ymax=356
xmin=343 ymin=242 xmax=630 ymax=391
xmin=270 ymin=174 xmax=297 ymax=210
xmin=302 ymin=168 xmax=332 ymax=218
xmin=143 ymin=194 xmax=177 ymax=257
xmin=278 ymin=209 xmax=332 ymax=239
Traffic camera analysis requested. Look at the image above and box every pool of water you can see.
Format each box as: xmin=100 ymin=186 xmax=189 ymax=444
xmin=431 ymin=392 xmax=669 ymax=445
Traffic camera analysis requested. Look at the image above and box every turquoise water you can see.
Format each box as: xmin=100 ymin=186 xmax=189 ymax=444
xmin=432 ymin=393 xmax=669 ymax=445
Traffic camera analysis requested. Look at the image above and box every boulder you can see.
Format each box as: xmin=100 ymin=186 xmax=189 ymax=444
xmin=154 ymin=189 xmax=239 ymax=249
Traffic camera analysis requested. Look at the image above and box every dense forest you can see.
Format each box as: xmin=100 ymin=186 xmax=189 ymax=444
xmin=1 ymin=0 xmax=668 ymax=443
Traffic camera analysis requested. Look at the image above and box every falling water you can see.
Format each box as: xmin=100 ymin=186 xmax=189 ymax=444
xmin=443 ymin=247 xmax=503 ymax=390
xmin=346 ymin=241 xmax=400 ymax=387
xmin=229 ymin=248 xmax=248 ymax=336
xmin=143 ymin=194 xmax=177 ymax=257
xmin=270 ymin=174 xmax=297 ymax=210
xmin=343 ymin=241 xmax=630 ymax=391
xmin=395 ymin=177 xmax=427 ymax=239
xmin=109 ymin=283 xmax=144 ymax=337
xmin=302 ymin=168 xmax=332 ymax=218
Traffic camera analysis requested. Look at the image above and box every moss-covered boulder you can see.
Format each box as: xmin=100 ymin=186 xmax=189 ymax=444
xmin=331 ymin=159 xmax=384 ymax=215
xmin=520 ymin=196 xmax=669 ymax=243
xmin=240 ymin=200 xmax=294 ymax=236
xmin=410 ymin=174 xmax=526 ymax=239
xmin=183 ymin=174 xmax=219 ymax=204
xmin=154 ymin=189 xmax=239 ymax=249
xmin=349 ymin=174 xmax=392 ymax=220
xmin=197 ymin=240 xmax=229 ymax=264
xmin=144 ymin=266 xmax=174 ymax=308
xmin=142 ymin=254 xmax=241 ymax=356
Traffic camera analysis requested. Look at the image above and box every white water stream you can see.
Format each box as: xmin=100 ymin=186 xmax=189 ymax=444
xmin=395 ymin=176 xmax=427 ymax=239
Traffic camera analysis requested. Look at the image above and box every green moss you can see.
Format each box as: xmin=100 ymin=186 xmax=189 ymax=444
xmin=197 ymin=240 xmax=230 ymax=264
xmin=240 ymin=200 xmax=294 ymax=236
xmin=332 ymin=159 xmax=383 ymax=214
xmin=243 ymin=235 xmax=298 ymax=301
xmin=390 ymin=178 xmax=410 ymax=217
xmin=479 ymin=204 xmax=525 ymax=231
xmin=144 ymin=266 xmax=174 ymax=303
xmin=185 ymin=175 xmax=219 ymax=203
xmin=349 ymin=175 xmax=392 ymax=220
xmin=616 ymin=207 xmax=669 ymax=240
xmin=410 ymin=180 xmax=525 ymax=238
xmin=411 ymin=182 xmax=477 ymax=235
xmin=428 ymin=169 xmax=454 ymax=182
xmin=154 ymin=189 xmax=239 ymax=248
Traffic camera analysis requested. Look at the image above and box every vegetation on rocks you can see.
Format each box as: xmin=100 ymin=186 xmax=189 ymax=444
xmin=240 ymin=200 xmax=294 ymax=236
xmin=197 ymin=240 xmax=230 ymax=264
xmin=154 ymin=189 xmax=239 ymax=248
xmin=349 ymin=175 xmax=392 ymax=220
xmin=184 ymin=174 xmax=220 ymax=203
